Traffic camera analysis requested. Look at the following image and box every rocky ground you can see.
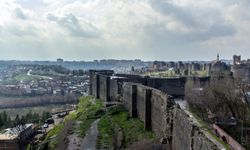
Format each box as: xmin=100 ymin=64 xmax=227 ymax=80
xmin=67 ymin=119 xmax=100 ymax=150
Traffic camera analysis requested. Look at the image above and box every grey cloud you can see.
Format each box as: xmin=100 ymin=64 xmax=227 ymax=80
xmin=148 ymin=0 xmax=197 ymax=27
xmin=47 ymin=13 xmax=101 ymax=38
xmin=146 ymin=0 xmax=236 ymax=43
xmin=195 ymin=23 xmax=236 ymax=41
xmin=144 ymin=21 xmax=236 ymax=47
xmin=14 ymin=8 xmax=28 ymax=20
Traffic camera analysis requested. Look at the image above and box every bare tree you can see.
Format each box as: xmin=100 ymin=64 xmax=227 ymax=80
xmin=185 ymin=78 xmax=207 ymax=119
xmin=185 ymin=76 xmax=249 ymax=120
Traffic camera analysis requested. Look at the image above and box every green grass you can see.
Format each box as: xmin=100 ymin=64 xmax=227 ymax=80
xmin=98 ymin=105 xmax=155 ymax=148
xmin=144 ymin=70 xmax=177 ymax=77
xmin=45 ymin=124 xmax=64 ymax=141
xmin=43 ymin=97 xmax=155 ymax=149
xmin=43 ymin=123 xmax=64 ymax=149
xmin=14 ymin=73 xmax=52 ymax=82
xmin=42 ymin=96 xmax=103 ymax=149
xmin=144 ymin=70 xmax=209 ymax=77
xmin=98 ymin=115 xmax=114 ymax=145
xmin=74 ymin=96 xmax=104 ymax=137
xmin=14 ymin=74 xmax=40 ymax=82
xmin=190 ymin=70 xmax=209 ymax=77
xmin=26 ymin=144 xmax=31 ymax=150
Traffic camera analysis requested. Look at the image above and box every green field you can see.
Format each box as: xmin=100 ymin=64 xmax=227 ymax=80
xmin=145 ymin=70 xmax=209 ymax=77
xmin=14 ymin=73 xmax=52 ymax=82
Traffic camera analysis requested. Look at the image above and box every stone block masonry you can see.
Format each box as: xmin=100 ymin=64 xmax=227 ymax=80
xmin=99 ymin=75 xmax=110 ymax=102
xmin=89 ymin=70 xmax=224 ymax=150
xmin=172 ymin=108 xmax=218 ymax=150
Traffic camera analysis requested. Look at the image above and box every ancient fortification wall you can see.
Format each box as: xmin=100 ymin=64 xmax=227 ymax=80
xmin=89 ymin=70 xmax=222 ymax=150
xmin=122 ymin=82 xmax=133 ymax=115
xmin=122 ymin=82 xmax=171 ymax=137
xmin=89 ymin=70 xmax=113 ymax=98
xmin=147 ymin=78 xmax=186 ymax=97
xmin=92 ymin=74 xmax=99 ymax=98
xmin=231 ymin=64 xmax=250 ymax=83
xmin=99 ymin=75 xmax=110 ymax=102
xmin=172 ymin=108 xmax=217 ymax=150
xmin=150 ymin=89 xmax=171 ymax=138
xmin=109 ymin=79 xmax=119 ymax=101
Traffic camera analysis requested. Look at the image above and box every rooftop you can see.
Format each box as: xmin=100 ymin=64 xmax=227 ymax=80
xmin=0 ymin=124 xmax=33 ymax=140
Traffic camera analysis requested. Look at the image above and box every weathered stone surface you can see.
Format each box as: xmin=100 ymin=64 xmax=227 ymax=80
xmin=172 ymin=108 xmax=219 ymax=150
xmin=89 ymin=71 xmax=222 ymax=150
xmin=99 ymin=75 xmax=110 ymax=102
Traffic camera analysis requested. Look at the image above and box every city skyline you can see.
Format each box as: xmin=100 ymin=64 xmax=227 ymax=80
xmin=0 ymin=0 xmax=250 ymax=61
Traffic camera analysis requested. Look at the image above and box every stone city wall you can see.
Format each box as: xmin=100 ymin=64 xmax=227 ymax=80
xmin=89 ymin=70 xmax=223 ymax=150
xmin=99 ymin=75 xmax=110 ymax=102
xmin=172 ymin=108 xmax=218 ymax=150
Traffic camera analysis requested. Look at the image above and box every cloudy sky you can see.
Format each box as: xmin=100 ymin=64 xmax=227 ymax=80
xmin=0 ymin=0 xmax=250 ymax=61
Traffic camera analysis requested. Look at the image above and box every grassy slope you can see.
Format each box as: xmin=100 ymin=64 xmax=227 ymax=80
xmin=98 ymin=105 xmax=155 ymax=149
xmin=42 ymin=96 xmax=155 ymax=149
xmin=14 ymin=73 xmax=51 ymax=82
xmin=14 ymin=74 xmax=40 ymax=82
xmin=74 ymin=96 xmax=103 ymax=137
xmin=42 ymin=96 xmax=104 ymax=149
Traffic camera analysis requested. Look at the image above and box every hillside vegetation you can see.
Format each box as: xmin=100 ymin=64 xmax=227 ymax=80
xmin=98 ymin=105 xmax=155 ymax=149
xmin=38 ymin=96 xmax=155 ymax=150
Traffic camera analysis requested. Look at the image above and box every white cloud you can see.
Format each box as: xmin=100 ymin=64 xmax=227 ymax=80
xmin=0 ymin=0 xmax=249 ymax=60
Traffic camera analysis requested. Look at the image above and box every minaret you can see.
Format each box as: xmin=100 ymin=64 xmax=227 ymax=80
xmin=217 ymin=53 xmax=219 ymax=62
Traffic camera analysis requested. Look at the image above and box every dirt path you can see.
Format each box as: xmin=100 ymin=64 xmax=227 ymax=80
xmin=67 ymin=119 xmax=100 ymax=150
